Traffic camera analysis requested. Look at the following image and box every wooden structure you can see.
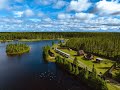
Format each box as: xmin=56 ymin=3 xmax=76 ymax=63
xmin=96 ymin=58 xmax=103 ymax=63
xmin=77 ymin=50 xmax=85 ymax=56
xmin=55 ymin=48 xmax=70 ymax=58
xmin=84 ymin=53 xmax=94 ymax=60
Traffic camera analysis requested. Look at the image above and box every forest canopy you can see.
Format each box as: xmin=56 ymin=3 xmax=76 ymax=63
xmin=0 ymin=32 xmax=120 ymax=40
xmin=1 ymin=32 xmax=120 ymax=60
xmin=6 ymin=43 xmax=30 ymax=55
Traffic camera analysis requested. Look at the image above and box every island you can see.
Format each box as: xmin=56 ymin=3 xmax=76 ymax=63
xmin=6 ymin=43 xmax=30 ymax=55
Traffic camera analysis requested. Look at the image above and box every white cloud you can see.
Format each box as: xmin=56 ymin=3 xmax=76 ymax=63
xmin=0 ymin=17 xmax=120 ymax=32
xmin=29 ymin=18 xmax=41 ymax=22
xmin=95 ymin=0 xmax=120 ymax=15
xmin=68 ymin=0 xmax=91 ymax=12
xmin=53 ymin=0 xmax=67 ymax=9
xmin=58 ymin=13 xmax=73 ymax=19
xmin=24 ymin=9 xmax=34 ymax=17
xmin=43 ymin=18 xmax=52 ymax=22
xmin=58 ymin=13 xmax=66 ymax=19
xmin=38 ymin=11 xmax=45 ymax=17
xmin=75 ymin=13 xmax=96 ymax=20
xmin=58 ymin=12 xmax=96 ymax=20
xmin=14 ymin=11 xmax=24 ymax=17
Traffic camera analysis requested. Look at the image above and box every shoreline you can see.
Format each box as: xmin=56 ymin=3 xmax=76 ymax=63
xmin=0 ymin=38 xmax=64 ymax=42
xmin=46 ymin=44 xmax=120 ymax=90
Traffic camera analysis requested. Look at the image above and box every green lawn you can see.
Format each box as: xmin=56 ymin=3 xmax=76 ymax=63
xmin=52 ymin=45 xmax=120 ymax=90
xmin=50 ymin=47 xmax=73 ymax=63
xmin=59 ymin=48 xmax=115 ymax=74
xmin=107 ymin=83 xmax=120 ymax=90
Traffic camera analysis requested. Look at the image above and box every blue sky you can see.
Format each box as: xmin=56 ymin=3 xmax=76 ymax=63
xmin=0 ymin=0 xmax=120 ymax=32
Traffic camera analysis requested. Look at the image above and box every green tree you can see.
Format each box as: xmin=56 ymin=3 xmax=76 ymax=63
xmin=73 ymin=57 xmax=78 ymax=65
xmin=71 ymin=65 xmax=76 ymax=74
xmin=68 ymin=63 xmax=72 ymax=72
xmin=75 ymin=66 xmax=79 ymax=75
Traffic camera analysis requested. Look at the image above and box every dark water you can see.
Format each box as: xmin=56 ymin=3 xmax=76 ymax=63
xmin=0 ymin=40 xmax=88 ymax=90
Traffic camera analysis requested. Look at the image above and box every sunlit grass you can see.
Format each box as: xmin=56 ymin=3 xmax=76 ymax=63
xmin=59 ymin=48 xmax=114 ymax=74
xmin=107 ymin=83 xmax=120 ymax=90
xmin=52 ymin=45 xmax=119 ymax=90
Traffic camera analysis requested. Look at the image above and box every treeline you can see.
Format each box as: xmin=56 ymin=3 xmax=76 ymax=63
xmin=6 ymin=43 xmax=30 ymax=55
xmin=0 ymin=32 xmax=120 ymax=40
xmin=66 ymin=36 xmax=120 ymax=61
xmin=55 ymin=56 xmax=108 ymax=90
xmin=2 ymin=32 xmax=120 ymax=60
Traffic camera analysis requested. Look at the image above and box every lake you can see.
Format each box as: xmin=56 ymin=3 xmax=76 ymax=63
xmin=0 ymin=40 xmax=89 ymax=90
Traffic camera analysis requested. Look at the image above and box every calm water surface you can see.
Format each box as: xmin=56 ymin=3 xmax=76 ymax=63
xmin=0 ymin=40 xmax=89 ymax=90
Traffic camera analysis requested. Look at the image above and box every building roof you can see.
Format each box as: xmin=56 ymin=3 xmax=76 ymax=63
xmin=96 ymin=58 xmax=103 ymax=61
xmin=55 ymin=48 xmax=70 ymax=56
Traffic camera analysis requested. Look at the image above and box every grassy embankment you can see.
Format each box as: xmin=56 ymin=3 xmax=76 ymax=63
xmin=47 ymin=44 xmax=119 ymax=90
xmin=59 ymin=48 xmax=114 ymax=74
xmin=58 ymin=48 xmax=120 ymax=90
xmin=46 ymin=44 xmax=73 ymax=63
xmin=0 ymin=40 xmax=13 ymax=42
xmin=43 ymin=43 xmax=120 ymax=90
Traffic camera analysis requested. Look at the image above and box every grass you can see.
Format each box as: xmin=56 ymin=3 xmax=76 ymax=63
xmin=107 ymin=83 xmax=120 ymax=90
xmin=50 ymin=44 xmax=73 ymax=63
xmin=112 ymin=68 xmax=120 ymax=77
xmin=51 ymin=45 xmax=120 ymax=90
xmin=59 ymin=48 xmax=120 ymax=90
xmin=0 ymin=40 xmax=13 ymax=42
xmin=59 ymin=48 xmax=115 ymax=74
xmin=19 ymin=39 xmax=42 ymax=42
xmin=46 ymin=56 xmax=56 ymax=62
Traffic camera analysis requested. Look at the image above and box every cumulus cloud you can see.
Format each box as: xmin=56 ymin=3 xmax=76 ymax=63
xmin=1 ymin=17 xmax=120 ymax=32
xmin=43 ymin=18 xmax=52 ymax=22
xmin=38 ymin=11 xmax=45 ymax=17
xmin=67 ymin=0 xmax=91 ymax=12
xmin=58 ymin=13 xmax=73 ymax=19
xmin=24 ymin=9 xmax=34 ymax=17
xmin=14 ymin=11 xmax=24 ymax=17
xmin=75 ymin=13 xmax=96 ymax=20
xmin=58 ymin=12 xmax=96 ymax=20
xmin=95 ymin=0 xmax=120 ymax=15
xmin=53 ymin=0 xmax=67 ymax=9
xmin=0 ymin=17 xmax=120 ymax=32
xmin=0 ymin=0 xmax=120 ymax=32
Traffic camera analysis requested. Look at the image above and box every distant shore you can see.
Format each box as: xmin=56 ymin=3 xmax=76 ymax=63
xmin=0 ymin=40 xmax=13 ymax=42
xmin=0 ymin=38 xmax=64 ymax=42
